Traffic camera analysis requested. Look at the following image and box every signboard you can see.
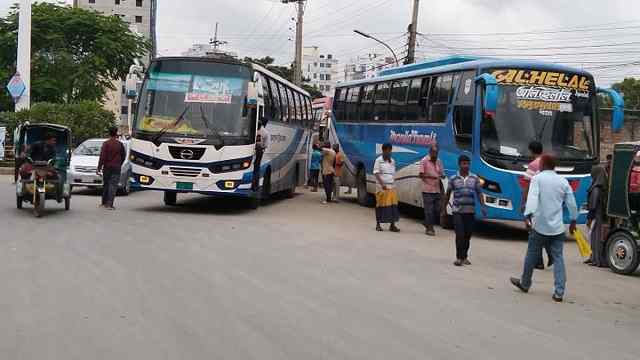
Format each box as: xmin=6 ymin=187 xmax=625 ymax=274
xmin=6 ymin=72 xmax=26 ymax=102
xmin=0 ymin=126 xmax=6 ymax=161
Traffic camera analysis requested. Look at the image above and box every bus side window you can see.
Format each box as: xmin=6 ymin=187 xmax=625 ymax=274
xmin=306 ymin=98 xmax=313 ymax=129
xmin=373 ymin=82 xmax=390 ymax=122
xmin=280 ymin=84 xmax=289 ymax=123
xmin=419 ymin=77 xmax=432 ymax=122
xmin=405 ymin=78 xmax=423 ymax=122
xmin=271 ymin=81 xmax=282 ymax=123
xmin=389 ymin=80 xmax=409 ymax=122
xmin=452 ymin=71 xmax=476 ymax=150
xmin=261 ymin=75 xmax=274 ymax=121
xmin=347 ymin=86 xmax=362 ymax=122
xmin=360 ymin=85 xmax=376 ymax=122
xmin=429 ymin=74 xmax=453 ymax=123
xmin=341 ymin=88 xmax=351 ymax=122
xmin=334 ymin=88 xmax=344 ymax=121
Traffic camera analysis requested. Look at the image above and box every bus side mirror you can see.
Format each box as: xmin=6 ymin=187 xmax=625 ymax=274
xmin=125 ymin=74 xmax=139 ymax=100
xmin=598 ymin=87 xmax=625 ymax=132
xmin=476 ymin=73 xmax=498 ymax=115
xmin=247 ymin=82 xmax=258 ymax=106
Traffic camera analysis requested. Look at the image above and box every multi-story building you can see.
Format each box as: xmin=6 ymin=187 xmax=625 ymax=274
xmin=342 ymin=53 xmax=396 ymax=82
xmin=302 ymin=46 xmax=339 ymax=97
xmin=74 ymin=0 xmax=154 ymax=126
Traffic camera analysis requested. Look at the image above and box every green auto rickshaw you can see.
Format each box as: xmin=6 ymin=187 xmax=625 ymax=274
xmin=14 ymin=122 xmax=72 ymax=217
xmin=605 ymin=142 xmax=640 ymax=274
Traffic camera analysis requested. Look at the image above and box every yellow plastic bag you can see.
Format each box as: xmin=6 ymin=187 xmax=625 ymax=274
xmin=574 ymin=229 xmax=592 ymax=258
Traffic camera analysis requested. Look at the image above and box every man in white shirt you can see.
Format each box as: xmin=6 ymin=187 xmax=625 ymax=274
xmin=511 ymin=155 xmax=578 ymax=303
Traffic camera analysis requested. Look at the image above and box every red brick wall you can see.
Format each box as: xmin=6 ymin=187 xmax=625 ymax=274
xmin=599 ymin=109 xmax=640 ymax=157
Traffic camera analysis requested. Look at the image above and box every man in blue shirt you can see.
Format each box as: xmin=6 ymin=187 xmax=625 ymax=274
xmin=511 ymin=155 xmax=578 ymax=302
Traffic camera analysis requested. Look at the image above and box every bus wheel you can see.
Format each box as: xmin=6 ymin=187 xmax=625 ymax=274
xmin=607 ymin=231 xmax=640 ymax=275
xmin=164 ymin=191 xmax=177 ymax=206
xmin=285 ymin=167 xmax=298 ymax=199
xmin=261 ymin=170 xmax=272 ymax=202
xmin=248 ymin=196 xmax=260 ymax=210
xmin=356 ymin=168 xmax=374 ymax=207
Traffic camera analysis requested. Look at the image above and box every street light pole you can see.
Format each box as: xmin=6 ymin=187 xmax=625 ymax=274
xmin=16 ymin=0 xmax=31 ymax=111
xmin=353 ymin=30 xmax=399 ymax=67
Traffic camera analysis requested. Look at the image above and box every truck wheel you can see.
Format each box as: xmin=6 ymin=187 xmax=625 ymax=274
xmin=164 ymin=191 xmax=177 ymax=206
xmin=607 ymin=231 xmax=640 ymax=275
xmin=356 ymin=168 xmax=374 ymax=207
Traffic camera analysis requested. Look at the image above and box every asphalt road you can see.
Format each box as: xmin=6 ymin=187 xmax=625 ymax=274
xmin=1 ymin=176 xmax=639 ymax=360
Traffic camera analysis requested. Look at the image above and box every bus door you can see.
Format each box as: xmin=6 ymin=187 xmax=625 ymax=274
xmin=451 ymin=71 xmax=477 ymax=153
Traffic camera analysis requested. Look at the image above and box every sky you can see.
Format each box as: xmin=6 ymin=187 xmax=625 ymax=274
xmin=1 ymin=0 xmax=640 ymax=86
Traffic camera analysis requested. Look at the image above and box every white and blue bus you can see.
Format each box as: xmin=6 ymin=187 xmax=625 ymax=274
xmin=130 ymin=57 xmax=314 ymax=207
xmin=331 ymin=56 xmax=625 ymax=223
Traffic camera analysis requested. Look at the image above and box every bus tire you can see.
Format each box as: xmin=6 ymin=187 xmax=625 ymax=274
xmin=606 ymin=231 xmax=640 ymax=275
xmin=164 ymin=191 xmax=177 ymax=206
xmin=285 ymin=167 xmax=298 ymax=199
xmin=261 ymin=169 xmax=271 ymax=202
xmin=357 ymin=168 xmax=374 ymax=207
xmin=248 ymin=197 xmax=260 ymax=209
xmin=16 ymin=194 xmax=23 ymax=209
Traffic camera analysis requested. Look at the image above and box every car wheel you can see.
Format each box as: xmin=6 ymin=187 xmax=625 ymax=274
xmin=607 ymin=231 xmax=640 ymax=275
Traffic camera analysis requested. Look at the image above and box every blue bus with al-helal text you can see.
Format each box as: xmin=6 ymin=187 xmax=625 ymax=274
xmin=330 ymin=56 xmax=625 ymax=224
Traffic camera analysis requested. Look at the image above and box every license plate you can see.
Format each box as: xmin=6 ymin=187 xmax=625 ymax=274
xmin=176 ymin=182 xmax=193 ymax=190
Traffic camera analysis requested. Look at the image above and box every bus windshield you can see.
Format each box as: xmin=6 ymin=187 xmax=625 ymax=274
xmin=134 ymin=60 xmax=253 ymax=144
xmin=481 ymin=70 xmax=596 ymax=161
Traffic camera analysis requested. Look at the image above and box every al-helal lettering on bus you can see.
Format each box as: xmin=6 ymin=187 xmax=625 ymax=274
xmin=491 ymin=69 xmax=591 ymax=91
xmin=389 ymin=130 xmax=437 ymax=146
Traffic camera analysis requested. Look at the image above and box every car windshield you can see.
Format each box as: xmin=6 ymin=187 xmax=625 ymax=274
xmin=481 ymin=69 xmax=596 ymax=161
xmin=74 ymin=141 xmax=104 ymax=156
xmin=134 ymin=60 xmax=253 ymax=144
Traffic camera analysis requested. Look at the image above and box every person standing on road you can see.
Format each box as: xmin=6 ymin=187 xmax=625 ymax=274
xmin=443 ymin=155 xmax=486 ymax=266
xmin=333 ymin=143 xmax=345 ymax=202
xmin=97 ymin=127 xmax=126 ymax=210
xmin=374 ymin=143 xmax=400 ymax=232
xmin=585 ymin=165 xmax=608 ymax=267
xmin=320 ymin=142 xmax=336 ymax=204
xmin=511 ymin=155 xmax=578 ymax=303
xmin=252 ymin=120 xmax=270 ymax=191
xmin=309 ymin=144 xmax=322 ymax=192
xmin=420 ymin=144 xmax=444 ymax=236
xmin=521 ymin=141 xmax=553 ymax=270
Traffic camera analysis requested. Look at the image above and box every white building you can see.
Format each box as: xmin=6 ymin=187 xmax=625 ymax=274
xmin=302 ymin=46 xmax=339 ymax=97
xmin=342 ymin=53 xmax=397 ymax=82
xmin=74 ymin=0 xmax=154 ymax=126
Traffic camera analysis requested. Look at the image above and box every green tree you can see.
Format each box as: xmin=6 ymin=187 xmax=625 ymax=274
xmin=0 ymin=3 xmax=151 ymax=111
xmin=0 ymin=101 xmax=116 ymax=145
xmin=243 ymin=56 xmax=324 ymax=99
xmin=612 ymin=78 xmax=640 ymax=109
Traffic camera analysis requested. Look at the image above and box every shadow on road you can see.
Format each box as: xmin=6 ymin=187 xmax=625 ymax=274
xmin=135 ymin=192 xmax=298 ymax=216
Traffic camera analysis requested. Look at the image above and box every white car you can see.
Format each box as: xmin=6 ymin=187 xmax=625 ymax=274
xmin=68 ymin=138 xmax=133 ymax=195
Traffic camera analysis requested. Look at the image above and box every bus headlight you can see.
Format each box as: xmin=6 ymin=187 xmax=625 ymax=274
xmin=210 ymin=158 xmax=253 ymax=174
xmin=130 ymin=151 xmax=162 ymax=170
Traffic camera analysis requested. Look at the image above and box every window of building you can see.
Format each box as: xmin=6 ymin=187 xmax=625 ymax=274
xmin=314 ymin=62 xmax=317 ymax=67
xmin=121 ymin=106 xmax=128 ymax=115
xmin=326 ymin=63 xmax=332 ymax=68
xmin=320 ymin=63 xmax=325 ymax=68
xmin=325 ymin=74 xmax=331 ymax=81
xmin=136 ymin=0 xmax=143 ymax=6
xmin=319 ymin=74 xmax=325 ymax=80
xmin=325 ymin=85 xmax=331 ymax=91
xmin=320 ymin=55 xmax=325 ymax=59
xmin=135 ymin=16 xmax=143 ymax=23
xmin=115 ymin=0 xmax=120 ymax=5
xmin=313 ymin=73 xmax=317 ymax=79
xmin=373 ymin=82 xmax=390 ymax=121
xmin=89 ymin=0 xmax=95 ymax=3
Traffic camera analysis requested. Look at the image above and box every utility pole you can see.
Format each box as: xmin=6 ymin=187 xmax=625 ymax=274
xmin=405 ymin=0 xmax=420 ymax=65
xmin=16 ymin=0 xmax=31 ymax=111
xmin=210 ymin=22 xmax=228 ymax=51
xmin=283 ymin=0 xmax=305 ymax=86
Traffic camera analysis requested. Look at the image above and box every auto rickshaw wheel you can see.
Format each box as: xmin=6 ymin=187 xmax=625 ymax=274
xmin=65 ymin=196 xmax=71 ymax=211
xmin=34 ymin=192 xmax=45 ymax=218
xmin=16 ymin=195 xmax=23 ymax=209
xmin=607 ymin=231 xmax=640 ymax=275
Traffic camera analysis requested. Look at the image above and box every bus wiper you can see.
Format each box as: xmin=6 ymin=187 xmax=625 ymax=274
xmin=536 ymin=118 xmax=551 ymax=141
xmin=151 ymin=105 xmax=190 ymax=146
xmin=199 ymin=104 xmax=225 ymax=146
